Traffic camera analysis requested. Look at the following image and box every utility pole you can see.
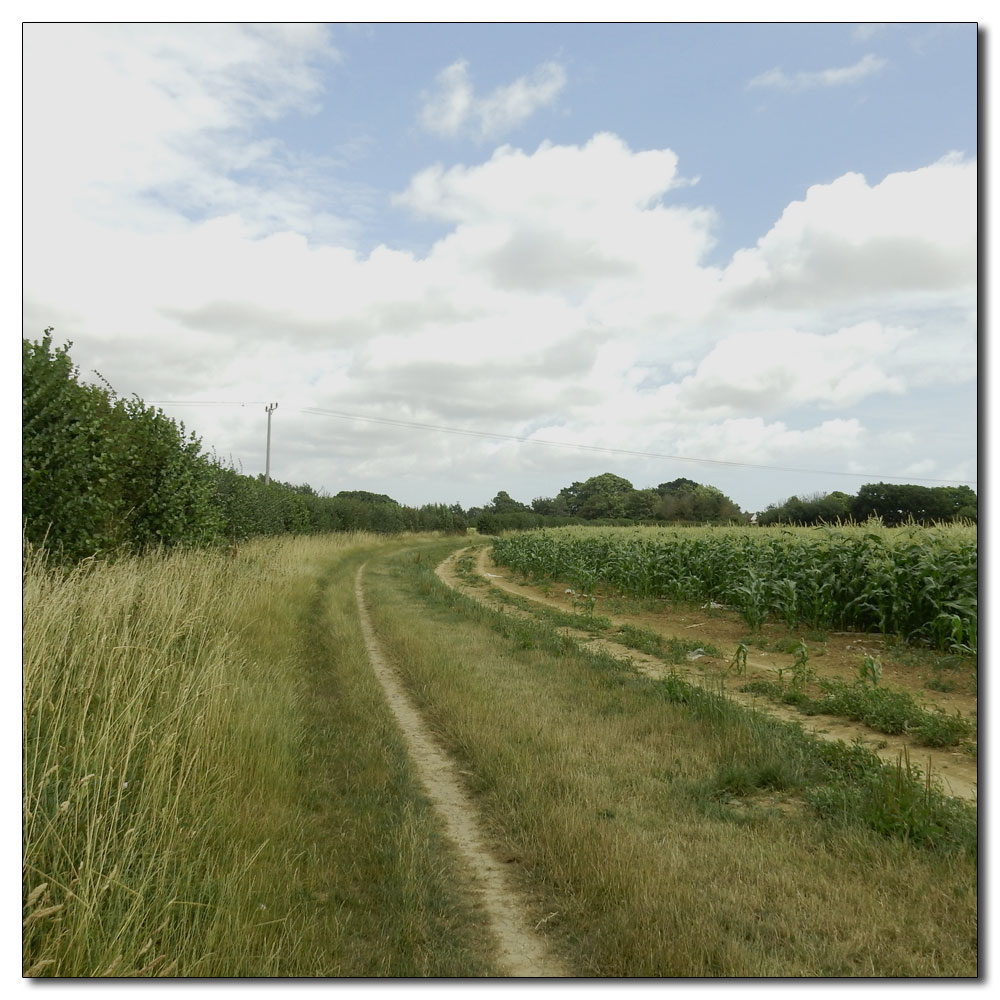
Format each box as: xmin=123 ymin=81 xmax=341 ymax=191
xmin=264 ymin=402 xmax=278 ymax=483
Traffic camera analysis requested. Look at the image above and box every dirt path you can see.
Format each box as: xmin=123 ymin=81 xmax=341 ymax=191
xmin=354 ymin=564 xmax=569 ymax=978
xmin=434 ymin=546 xmax=978 ymax=805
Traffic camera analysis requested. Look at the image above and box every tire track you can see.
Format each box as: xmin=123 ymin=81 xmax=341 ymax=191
xmin=354 ymin=564 xmax=569 ymax=979
xmin=435 ymin=546 xmax=978 ymax=805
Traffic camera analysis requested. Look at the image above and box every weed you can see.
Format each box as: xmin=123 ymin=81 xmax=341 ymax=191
xmin=858 ymin=656 xmax=883 ymax=686
xmin=805 ymin=748 xmax=976 ymax=856
xmin=789 ymin=640 xmax=813 ymax=688
xmin=728 ymin=643 xmax=748 ymax=676
xmin=742 ymin=672 xmax=973 ymax=750
xmin=925 ymin=677 xmax=957 ymax=693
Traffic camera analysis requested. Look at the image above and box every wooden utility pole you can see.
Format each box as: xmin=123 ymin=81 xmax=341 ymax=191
xmin=264 ymin=402 xmax=278 ymax=483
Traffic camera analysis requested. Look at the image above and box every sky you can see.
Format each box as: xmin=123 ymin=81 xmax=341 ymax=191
xmin=21 ymin=17 xmax=979 ymax=515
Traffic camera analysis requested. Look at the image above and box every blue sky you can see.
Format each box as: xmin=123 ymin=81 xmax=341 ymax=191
xmin=271 ymin=22 xmax=976 ymax=264
xmin=22 ymin=18 xmax=978 ymax=513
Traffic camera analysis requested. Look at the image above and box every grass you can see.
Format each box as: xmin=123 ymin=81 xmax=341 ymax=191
xmin=23 ymin=534 xmax=494 ymax=977
xmin=740 ymin=676 xmax=975 ymax=751
xmin=458 ymin=551 xmax=722 ymax=664
xmin=362 ymin=543 xmax=978 ymax=977
xmin=25 ymin=533 xmax=978 ymax=977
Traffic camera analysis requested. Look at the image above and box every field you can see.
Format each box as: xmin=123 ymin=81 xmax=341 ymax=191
xmin=23 ymin=526 xmax=978 ymax=977
xmin=491 ymin=522 xmax=978 ymax=650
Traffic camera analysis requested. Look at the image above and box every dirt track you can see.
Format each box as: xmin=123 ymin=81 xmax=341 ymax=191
xmin=354 ymin=564 xmax=569 ymax=978
xmin=434 ymin=545 xmax=978 ymax=805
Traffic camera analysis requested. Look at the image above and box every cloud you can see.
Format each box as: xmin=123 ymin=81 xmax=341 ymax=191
xmin=675 ymin=322 xmax=910 ymax=416
xmin=673 ymin=417 xmax=867 ymax=468
xmin=722 ymin=154 xmax=976 ymax=309
xmin=419 ymin=58 xmax=566 ymax=139
xmin=22 ymin=23 xmax=346 ymax=239
xmin=852 ymin=24 xmax=886 ymax=43
xmin=748 ymin=53 xmax=887 ymax=91
xmin=396 ymin=133 xmax=717 ymax=304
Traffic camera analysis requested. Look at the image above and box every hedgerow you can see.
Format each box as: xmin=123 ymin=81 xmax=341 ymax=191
xmin=23 ymin=333 xmax=465 ymax=561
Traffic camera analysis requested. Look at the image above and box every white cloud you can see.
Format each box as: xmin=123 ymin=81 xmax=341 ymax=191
xmin=419 ymin=58 xmax=566 ymax=139
xmin=397 ymin=133 xmax=718 ymax=308
xmin=748 ymin=53 xmax=887 ymax=91
xmin=673 ymin=417 xmax=866 ymax=468
xmin=675 ymin=322 xmax=910 ymax=416
xmin=852 ymin=24 xmax=886 ymax=43
xmin=22 ymin=23 xmax=344 ymax=239
xmin=722 ymin=154 xmax=976 ymax=308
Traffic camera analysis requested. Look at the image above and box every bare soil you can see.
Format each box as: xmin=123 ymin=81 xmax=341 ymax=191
xmin=354 ymin=564 xmax=569 ymax=978
xmin=434 ymin=546 xmax=978 ymax=805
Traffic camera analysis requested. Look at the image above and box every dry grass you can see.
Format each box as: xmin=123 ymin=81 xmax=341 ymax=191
xmin=24 ymin=532 xmax=976 ymax=977
xmin=363 ymin=541 xmax=978 ymax=977
xmin=23 ymin=534 xmax=494 ymax=977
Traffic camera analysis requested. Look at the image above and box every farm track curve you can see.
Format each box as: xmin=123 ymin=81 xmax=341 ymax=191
xmin=354 ymin=564 xmax=570 ymax=979
xmin=434 ymin=545 xmax=978 ymax=805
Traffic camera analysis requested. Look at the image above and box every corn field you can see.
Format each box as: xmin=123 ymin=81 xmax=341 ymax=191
xmin=491 ymin=522 xmax=977 ymax=651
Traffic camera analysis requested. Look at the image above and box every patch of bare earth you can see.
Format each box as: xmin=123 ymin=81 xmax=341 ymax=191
xmin=354 ymin=565 xmax=570 ymax=978
xmin=434 ymin=547 xmax=977 ymax=805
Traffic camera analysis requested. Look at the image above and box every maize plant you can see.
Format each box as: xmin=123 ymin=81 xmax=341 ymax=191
xmin=491 ymin=522 xmax=976 ymax=650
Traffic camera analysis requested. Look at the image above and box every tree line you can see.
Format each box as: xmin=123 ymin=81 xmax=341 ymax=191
xmin=472 ymin=474 xmax=744 ymax=534
xmin=24 ymin=333 xmax=976 ymax=562
xmin=473 ymin=472 xmax=977 ymax=533
xmin=22 ymin=334 xmax=465 ymax=563
xmin=756 ymin=484 xmax=977 ymax=527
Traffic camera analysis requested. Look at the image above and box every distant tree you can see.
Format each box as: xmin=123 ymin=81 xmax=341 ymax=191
xmin=531 ymin=495 xmax=570 ymax=516
xmin=555 ymin=481 xmax=586 ymax=516
xmin=566 ymin=473 xmax=635 ymax=520
xmin=656 ymin=477 xmax=700 ymax=497
xmin=656 ymin=479 xmax=743 ymax=524
xmin=624 ymin=488 xmax=661 ymax=520
xmin=821 ymin=491 xmax=853 ymax=522
xmin=489 ymin=490 xmax=531 ymax=514
xmin=758 ymin=491 xmax=852 ymax=526
xmin=336 ymin=490 xmax=399 ymax=505
xmin=850 ymin=483 xmax=977 ymax=525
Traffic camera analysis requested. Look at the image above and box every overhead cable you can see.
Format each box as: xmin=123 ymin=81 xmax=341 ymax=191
xmin=300 ymin=405 xmax=976 ymax=486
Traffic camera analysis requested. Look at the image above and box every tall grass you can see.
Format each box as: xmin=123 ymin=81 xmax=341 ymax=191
xmin=24 ymin=541 xmax=281 ymax=973
xmin=23 ymin=534 xmax=493 ymax=977
xmin=491 ymin=522 xmax=977 ymax=649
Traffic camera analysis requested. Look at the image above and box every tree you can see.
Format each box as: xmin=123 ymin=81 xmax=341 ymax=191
xmin=336 ymin=490 xmax=399 ymax=505
xmin=531 ymin=495 xmax=569 ymax=516
xmin=624 ymin=488 xmax=661 ymax=520
xmin=565 ymin=473 xmax=635 ymax=520
xmin=490 ymin=490 xmax=530 ymax=514
xmin=849 ymin=483 xmax=972 ymax=525
xmin=656 ymin=479 xmax=743 ymax=524
xmin=23 ymin=333 xmax=119 ymax=558
xmin=656 ymin=478 xmax=700 ymax=496
xmin=23 ymin=332 xmax=221 ymax=559
xmin=555 ymin=481 xmax=585 ymax=516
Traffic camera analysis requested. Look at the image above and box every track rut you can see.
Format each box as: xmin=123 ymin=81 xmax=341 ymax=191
xmin=354 ymin=564 xmax=569 ymax=978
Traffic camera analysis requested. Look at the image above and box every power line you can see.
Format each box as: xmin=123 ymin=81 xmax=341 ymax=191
xmin=300 ymin=406 xmax=977 ymax=486
xmin=147 ymin=400 xmax=268 ymax=406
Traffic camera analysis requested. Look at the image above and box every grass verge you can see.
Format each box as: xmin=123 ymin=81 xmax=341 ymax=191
xmin=457 ymin=550 xmax=720 ymax=664
xmin=741 ymin=677 xmax=975 ymax=751
xmin=23 ymin=534 xmax=494 ymax=977
xmin=363 ymin=543 xmax=977 ymax=977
